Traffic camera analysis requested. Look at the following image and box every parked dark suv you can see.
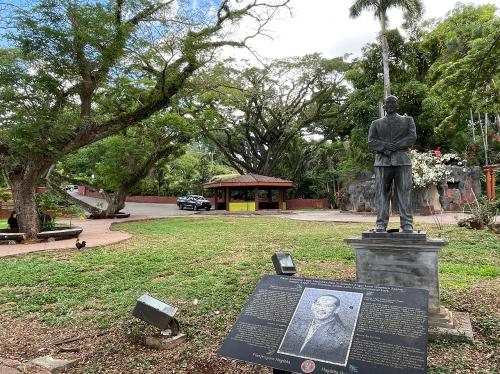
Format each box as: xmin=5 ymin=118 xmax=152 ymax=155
xmin=177 ymin=195 xmax=211 ymax=211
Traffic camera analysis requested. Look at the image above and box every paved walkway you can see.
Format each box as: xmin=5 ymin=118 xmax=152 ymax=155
xmin=284 ymin=210 xmax=471 ymax=225
xmin=71 ymin=193 xmax=195 ymax=217
xmin=0 ymin=216 xmax=136 ymax=258
xmin=0 ymin=194 xmax=478 ymax=258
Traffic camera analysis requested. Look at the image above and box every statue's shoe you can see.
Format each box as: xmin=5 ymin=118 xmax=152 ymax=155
xmin=375 ymin=225 xmax=386 ymax=232
xmin=402 ymin=225 xmax=413 ymax=233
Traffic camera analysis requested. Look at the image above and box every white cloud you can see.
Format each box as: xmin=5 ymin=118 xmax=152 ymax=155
xmin=221 ymin=0 xmax=499 ymax=62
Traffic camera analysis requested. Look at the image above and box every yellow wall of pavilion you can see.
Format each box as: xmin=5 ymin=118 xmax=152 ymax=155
xmin=229 ymin=202 xmax=256 ymax=212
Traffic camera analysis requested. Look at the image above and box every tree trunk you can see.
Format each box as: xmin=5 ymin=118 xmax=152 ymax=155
xmin=379 ymin=15 xmax=391 ymax=98
xmin=9 ymin=172 xmax=40 ymax=239
xmin=105 ymin=188 xmax=127 ymax=215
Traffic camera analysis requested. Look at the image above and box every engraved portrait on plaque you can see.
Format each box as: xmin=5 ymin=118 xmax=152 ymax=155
xmin=277 ymin=288 xmax=363 ymax=366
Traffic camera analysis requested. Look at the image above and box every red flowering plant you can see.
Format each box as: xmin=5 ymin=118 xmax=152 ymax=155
xmin=462 ymin=145 xmax=478 ymax=165
xmin=462 ymin=130 xmax=500 ymax=165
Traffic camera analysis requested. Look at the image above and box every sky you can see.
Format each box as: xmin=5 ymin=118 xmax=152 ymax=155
xmin=228 ymin=0 xmax=500 ymax=62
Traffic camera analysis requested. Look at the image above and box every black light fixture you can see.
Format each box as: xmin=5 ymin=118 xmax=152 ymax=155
xmin=271 ymin=252 xmax=297 ymax=276
xmin=132 ymin=294 xmax=180 ymax=335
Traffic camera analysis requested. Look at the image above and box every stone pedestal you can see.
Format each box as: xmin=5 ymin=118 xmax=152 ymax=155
xmin=345 ymin=233 xmax=473 ymax=342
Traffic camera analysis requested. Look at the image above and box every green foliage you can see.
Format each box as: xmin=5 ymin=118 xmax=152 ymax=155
xmin=35 ymin=191 xmax=84 ymax=228
xmin=0 ymin=187 xmax=11 ymax=203
xmin=344 ymin=3 xmax=500 ymax=178
xmin=36 ymin=192 xmax=67 ymax=214
xmin=131 ymin=144 xmax=236 ymax=196
xmin=420 ymin=4 xmax=500 ymax=153
xmin=192 ymin=54 xmax=350 ymax=175
xmin=0 ymin=0 xmax=290 ymax=235
xmin=61 ymin=112 xmax=193 ymax=195
xmin=274 ymin=138 xmax=370 ymax=199
xmin=346 ymin=28 xmax=434 ymax=161
xmin=349 ymin=0 xmax=424 ymax=23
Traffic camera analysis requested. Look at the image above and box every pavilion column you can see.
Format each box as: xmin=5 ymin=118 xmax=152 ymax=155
xmin=278 ymin=188 xmax=284 ymax=210
xmin=255 ymin=187 xmax=259 ymax=211
xmin=226 ymin=187 xmax=230 ymax=211
xmin=214 ymin=190 xmax=218 ymax=211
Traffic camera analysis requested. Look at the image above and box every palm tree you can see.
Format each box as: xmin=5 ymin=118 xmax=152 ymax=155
xmin=349 ymin=0 xmax=424 ymax=98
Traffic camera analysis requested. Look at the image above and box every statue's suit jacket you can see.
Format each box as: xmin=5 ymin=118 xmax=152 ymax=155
xmin=278 ymin=315 xmax=350 ymax=365
xmin=368 ymin=114 xmax=416 ymax=166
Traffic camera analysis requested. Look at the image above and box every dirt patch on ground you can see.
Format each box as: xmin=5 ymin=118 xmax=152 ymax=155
xmin=427 ymin=279 xmax=500 ymax=373
xmin=0 ymin=313 xmax=266 ymax=374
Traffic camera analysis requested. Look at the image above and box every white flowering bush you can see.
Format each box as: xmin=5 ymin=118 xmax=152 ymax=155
xmin=410 ymin=150 xmax=456 ymax=188
xmin=440 ymin=153 xmax=464 ymax=166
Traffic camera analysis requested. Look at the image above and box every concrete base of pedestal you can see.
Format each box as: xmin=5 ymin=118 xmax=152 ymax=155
xmin=429 ymin=308 xmax=474 ymax=342
xmin=345 ymin=233 xmax=473 ymax=342
xmin=145 ymin=333 xmax=187 ymax=350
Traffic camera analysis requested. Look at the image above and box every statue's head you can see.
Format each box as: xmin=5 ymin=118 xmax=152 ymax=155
xmin=383 ymin=95 xmax=399 ymax=115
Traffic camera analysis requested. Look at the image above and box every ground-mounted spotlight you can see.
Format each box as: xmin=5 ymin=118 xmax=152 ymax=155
xmin=132 ymin=294 xmax=180 ymax=336
xmin=271 ymin=252 xmax=296 ymax=276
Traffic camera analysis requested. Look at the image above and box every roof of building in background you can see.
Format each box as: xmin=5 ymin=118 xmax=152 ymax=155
xmin=203 ymin=173 xmax=294 ymax=189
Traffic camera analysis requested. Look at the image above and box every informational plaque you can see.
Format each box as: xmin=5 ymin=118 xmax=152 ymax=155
xmin=219 ymin=275 xmax=428 ymax=374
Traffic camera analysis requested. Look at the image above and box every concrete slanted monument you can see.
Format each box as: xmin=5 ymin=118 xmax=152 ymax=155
xmin=346 ymin=96 xmax=473 ymax=341
xmin=219 ymin=275 xmax=429 ymax=373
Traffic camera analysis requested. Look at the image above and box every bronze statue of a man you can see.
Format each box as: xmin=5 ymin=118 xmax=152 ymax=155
xmin=368 ymin=96 xmax=416 ymax=233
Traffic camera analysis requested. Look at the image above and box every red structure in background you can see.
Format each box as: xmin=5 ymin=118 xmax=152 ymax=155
xmin=0 ymin=187 xmax=49 ymax=218
xmin=484 ymin=164 xmax=499 ymax=201
xmin=286 ymin=198 xmax=329 ymax=210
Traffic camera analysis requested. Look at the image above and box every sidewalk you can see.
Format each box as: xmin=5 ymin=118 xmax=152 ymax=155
xmin=0 ymin=216 xmax=143 ymax=258
xmin=283 ymin=210 xmax=471 ymax=225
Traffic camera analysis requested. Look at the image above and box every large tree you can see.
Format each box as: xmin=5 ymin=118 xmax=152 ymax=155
xmin=349 ymin=0 xmax=424 ymax=98
xmin=57 ymin=112 xmax=192 ymax=216
xmin=0 ymin=0 xmax=290 ymax=238
xmin=193 ymin=54 xmax=350 ymax=176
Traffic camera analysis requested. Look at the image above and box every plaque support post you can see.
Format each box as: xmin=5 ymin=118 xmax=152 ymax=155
xmin=273 ymin=255 xmax=295 ymax=374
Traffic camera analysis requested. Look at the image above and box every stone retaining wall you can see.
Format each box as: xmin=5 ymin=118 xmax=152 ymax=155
xmin=346 ymin=166 xmax=481 ymax=214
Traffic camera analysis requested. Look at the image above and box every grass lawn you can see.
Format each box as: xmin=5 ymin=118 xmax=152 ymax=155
xmin=0 ymin=216 xmax=498 ymax=373
xmin=0 ymin=221 xmax=7 ymax=229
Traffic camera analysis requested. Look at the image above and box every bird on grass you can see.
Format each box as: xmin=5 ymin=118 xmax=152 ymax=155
xmin=75 ymin=239 xmax=86 ymax=250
